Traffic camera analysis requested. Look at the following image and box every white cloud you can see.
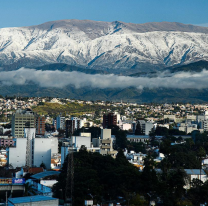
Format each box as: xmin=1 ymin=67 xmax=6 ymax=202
xmin=1 ymin=68 xmax=208 ymax=90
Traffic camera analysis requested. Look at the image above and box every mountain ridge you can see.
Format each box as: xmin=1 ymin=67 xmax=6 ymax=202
xmin=27 ymin=19 xmax=208 ymax=34
xmin=0 ymin=19 xmax=208 ymax=73
xmin=0 ymin=60 xmax=208 ymax=102
xmin=129 ymin=60 xmax=208 ymax=76
xmin=0 ymin=83 xmax=208 ymax=103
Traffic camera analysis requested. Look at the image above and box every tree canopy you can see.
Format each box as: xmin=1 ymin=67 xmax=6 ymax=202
xmin=53 ymin=150 xmax=142 ymax=205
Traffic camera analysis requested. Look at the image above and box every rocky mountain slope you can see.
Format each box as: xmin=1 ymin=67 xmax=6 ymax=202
xmin=0 ymin=20 xmax=208 ymax=73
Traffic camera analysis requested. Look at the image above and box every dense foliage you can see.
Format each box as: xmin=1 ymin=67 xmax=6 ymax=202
xmin=152 ymin=126 xmax=186 ymax=136
xmin=53 ymin=130 xmax=208 ymax=206
xmin=53 ymin=149 xmax=145 ymax=205
xmin=52 ymin=149 xmax=200 ymax=206
xmin=73 ymin=127 xmax=101 ymax=139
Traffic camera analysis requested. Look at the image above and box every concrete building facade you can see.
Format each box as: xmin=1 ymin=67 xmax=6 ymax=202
xmin=33 ymin=138 xmax=51 ymax=169
xmin=7 ymin=138 xmax=27 ymax=168
xmin=56 ymin=115 xmax=65 ymax=130
xmin=7 ymin=128 xmax=52 ymax=169
xmin=0 ymin=138 xmax=15 ymax=147
xmin=103 ymin=113 xmax=117 ymax=128
xmin=138 ymin=120 xmax=156 ymax=135
xmin=66 ymin=117 xmax=81 ymax=137
xmin=36 ymin=116 xmax=45 ymax=135
xmin=92 ymin=129 xmax=117 ymax=157
xmin=12 ymin=109 xmax=35 ymax=138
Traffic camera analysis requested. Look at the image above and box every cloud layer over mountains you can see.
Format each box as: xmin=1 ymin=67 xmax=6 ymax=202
xmin=1 ymin=68 xmax=208 ymax=90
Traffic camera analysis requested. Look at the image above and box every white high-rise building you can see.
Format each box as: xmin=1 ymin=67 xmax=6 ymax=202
xmin=7 ymin=138 xmax=27 ymax=168
xmin=61 ymin=133 xmax=100 ymax=166
xmin=56 ymin=115 xmax=65 ymax=130
xmin=7 ymin=128 xmax=54 ymax=169
xmin=138 ymin=120 xmax=156 ymax=135
xmin=33 ymin=138 xmax=51 ymax=169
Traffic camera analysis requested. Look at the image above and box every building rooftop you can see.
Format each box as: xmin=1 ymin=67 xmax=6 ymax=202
xmin=31 ymin=171 xmax=60 ymax=179
xmin=155 ymin=169 xmax=206 ymax=175
xmin=8 ymin=195 xmax=57 ymax=205
xmin=184 ymin=169 xmax=206 ymax=175
xmin=23 ymin=167 xmax=44 ymax=174
xmin=127 ymin=135 xmax=149 ymax=139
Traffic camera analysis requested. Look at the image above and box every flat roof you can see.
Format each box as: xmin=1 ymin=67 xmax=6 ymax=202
xmin=8 ymin=196 xmax=57 ymax=204
xmin=173 ymin=135 xmax=192 ymax=138
xmin=155 ymin=169 xmax=206 ymax=175
xmin=127 ymin=135 xmax=149 ymax=139
xmin=184 ymin=169 xmax=206 ymax=175
xmin=31 ymin=171 xmax=60 ymax=179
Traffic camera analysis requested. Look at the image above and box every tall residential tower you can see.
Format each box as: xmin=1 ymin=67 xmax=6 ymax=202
xmin=12 ymin=109 xmax=35 ymax=138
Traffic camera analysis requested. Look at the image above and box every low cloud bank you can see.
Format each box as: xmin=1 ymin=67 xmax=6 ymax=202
xmin=0 ymin=68 xmax=208 ymax=90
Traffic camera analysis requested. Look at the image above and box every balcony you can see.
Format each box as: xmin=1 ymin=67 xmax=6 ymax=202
xmin=101 ymin=139 xmax=111 ymax=144
xmin=101 ymin=145 xmax=111 ymax=149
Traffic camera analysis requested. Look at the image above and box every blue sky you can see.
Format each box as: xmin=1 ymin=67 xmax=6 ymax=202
xmin=0 ymin=0 xmax=208 ymax=28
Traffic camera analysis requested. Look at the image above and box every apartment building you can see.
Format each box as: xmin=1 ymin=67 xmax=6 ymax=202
xmin=11 ymin=109 xmax=35 ymax=138
xmin=36 ymin=116 xmax=45 ymax=135
xmin=92 ymin=129 xmax=117 ymax=158
xmin=103 ymin=113 xmax=117 ymax=128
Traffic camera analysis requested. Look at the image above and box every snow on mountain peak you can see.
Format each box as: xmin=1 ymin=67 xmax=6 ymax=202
xmin=0 ymin=19 xmax=208 ymax=72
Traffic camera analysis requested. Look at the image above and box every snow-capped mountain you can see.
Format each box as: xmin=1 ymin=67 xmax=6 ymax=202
xmin=0 ymin=19 xmax=208 ymax=72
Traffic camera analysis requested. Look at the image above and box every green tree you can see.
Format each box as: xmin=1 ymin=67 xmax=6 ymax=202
xmin=116 ymin=149 xmax=128 ymax=164
xmin=135 ymin=122 xmax=143 ymax=135
xmin=40 ymin=162 xmax=46 ymax=169
xmin=157 ymin=169 xmax=188 ymax=206
xmin=130 ymin=194 xmax=148 ymax=206
xmin=140 ymin=157 xmax=158 ymax=193
xmin=154 ymin=127 xmax=169 ymax=136
xmin=53 ymin=149 xmax=142 ymax=206
xmin=94 ymin=110 xmax=100 ymax=117
xmin=127 ymin=142 xmax=146 ymax=153
xmin=115 ymin=130 xmax=127 ymax=149
xmin=24 ymin=182 xmax=36 ymax=196
xmin=187 ymin=180 xmax=208 ymax=205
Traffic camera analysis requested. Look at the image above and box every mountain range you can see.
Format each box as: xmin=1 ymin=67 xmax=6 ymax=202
xmin=1 ymin=19 xmax=208 ymax=102
xmin=0 ymin=19 xmax=208 ymax=73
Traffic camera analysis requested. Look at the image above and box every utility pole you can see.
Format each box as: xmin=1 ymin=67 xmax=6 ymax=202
xmin=200 ymin=156 xmax=202 ymax=185
xmin=30 ymin=196 xmax=33 ymax=206
xmin=25 ymin=126 xmax=32 ymax=167
xmin=5 ymin=191 xmax=7 ymax=206
xmin=65 ymin=143 xmax=74 ymax=206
